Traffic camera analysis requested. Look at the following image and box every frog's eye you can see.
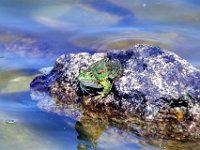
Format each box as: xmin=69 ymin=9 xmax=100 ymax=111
xmin=79 ymin=64 xmax=87 ymax=70
xmin=88 ymin=72 xmax=93 ymax=77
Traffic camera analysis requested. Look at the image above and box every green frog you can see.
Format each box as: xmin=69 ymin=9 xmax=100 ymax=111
xmin=78 ymin=58 xmax=123 ymax=98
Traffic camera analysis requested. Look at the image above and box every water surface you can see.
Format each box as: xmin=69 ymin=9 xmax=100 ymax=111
xmin=0 ymin=0 xmax=200 ymax=149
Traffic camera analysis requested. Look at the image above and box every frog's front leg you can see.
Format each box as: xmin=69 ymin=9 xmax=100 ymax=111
xmin=99 ymin=79 xmax=112 ymax=98
xmin=80 ymin=83 xmax=92 ymax=95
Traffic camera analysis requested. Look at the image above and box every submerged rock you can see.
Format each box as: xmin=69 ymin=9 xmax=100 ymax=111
xmin=30 ymin=44 xmax=200 ymax=140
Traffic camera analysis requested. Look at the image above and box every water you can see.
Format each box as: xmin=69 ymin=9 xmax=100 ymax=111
xmin=0 ymin=0 xmax=200 ymax=149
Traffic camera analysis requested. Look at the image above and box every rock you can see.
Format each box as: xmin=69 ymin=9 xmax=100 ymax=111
xmin=30 ymin=44 xmax=200 ymax=140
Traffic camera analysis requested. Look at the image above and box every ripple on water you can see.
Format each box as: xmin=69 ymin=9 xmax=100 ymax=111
xmin=69 ymin=28 xmax=178 ymax=51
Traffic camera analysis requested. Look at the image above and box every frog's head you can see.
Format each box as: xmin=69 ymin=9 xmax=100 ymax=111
xmin=78 ymin=69 xmax=101 ymax=88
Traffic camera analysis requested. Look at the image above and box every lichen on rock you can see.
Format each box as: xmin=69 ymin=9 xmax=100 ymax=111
xmin=30 ymin=44 xmax=200 ymax=140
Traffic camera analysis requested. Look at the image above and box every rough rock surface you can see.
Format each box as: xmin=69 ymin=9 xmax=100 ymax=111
xmin=30 ymin=44 xmax=200 ymax=140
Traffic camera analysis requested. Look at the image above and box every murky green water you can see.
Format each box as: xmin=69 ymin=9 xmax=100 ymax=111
xmin=0 ymin=0 xmax=200 ymax=149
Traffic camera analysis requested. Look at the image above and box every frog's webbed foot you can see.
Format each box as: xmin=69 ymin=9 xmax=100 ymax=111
xmin=93 ymin=91 xmax=107 ymax=101
xmin=93 ymin=95 xmax=109 ymax=102
xmin=93 ymin=95 xmax=102 ymax=101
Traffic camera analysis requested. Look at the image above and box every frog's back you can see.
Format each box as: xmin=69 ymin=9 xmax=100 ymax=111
xmin=88 ymin=60 xmax=107 ymax=73
xmin=88 ymin=60 xmax=109 ymax=80
xmin=88 ymin=59 xmax=123 ymax=81
xmin=107 ymin=60 xmax=123 ymax=80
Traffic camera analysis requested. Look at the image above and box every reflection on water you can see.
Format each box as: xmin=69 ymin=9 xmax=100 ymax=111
xmin=0 ymin=0 xmax=200 ymax=149
xmin=0 ymin=69 xmax=38 ymax=93
xmin=75 ymin=111 xmax=109 ymax=149
xmin=75 ymin=111 xmax=200 ymax=150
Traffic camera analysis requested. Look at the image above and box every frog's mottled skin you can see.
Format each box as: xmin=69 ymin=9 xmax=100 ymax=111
xmin=78 ymin=58 xmax=123 ymax=98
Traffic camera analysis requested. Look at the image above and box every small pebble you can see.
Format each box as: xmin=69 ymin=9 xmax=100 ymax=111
xmin=5 ymin=119 xmax=16 ymax=124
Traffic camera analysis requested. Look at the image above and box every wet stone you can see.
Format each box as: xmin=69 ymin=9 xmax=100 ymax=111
xmin=5 ymin=119 xmax=16 ymax=124
xmin=30 ymin=44 xmax=200 ymax=140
